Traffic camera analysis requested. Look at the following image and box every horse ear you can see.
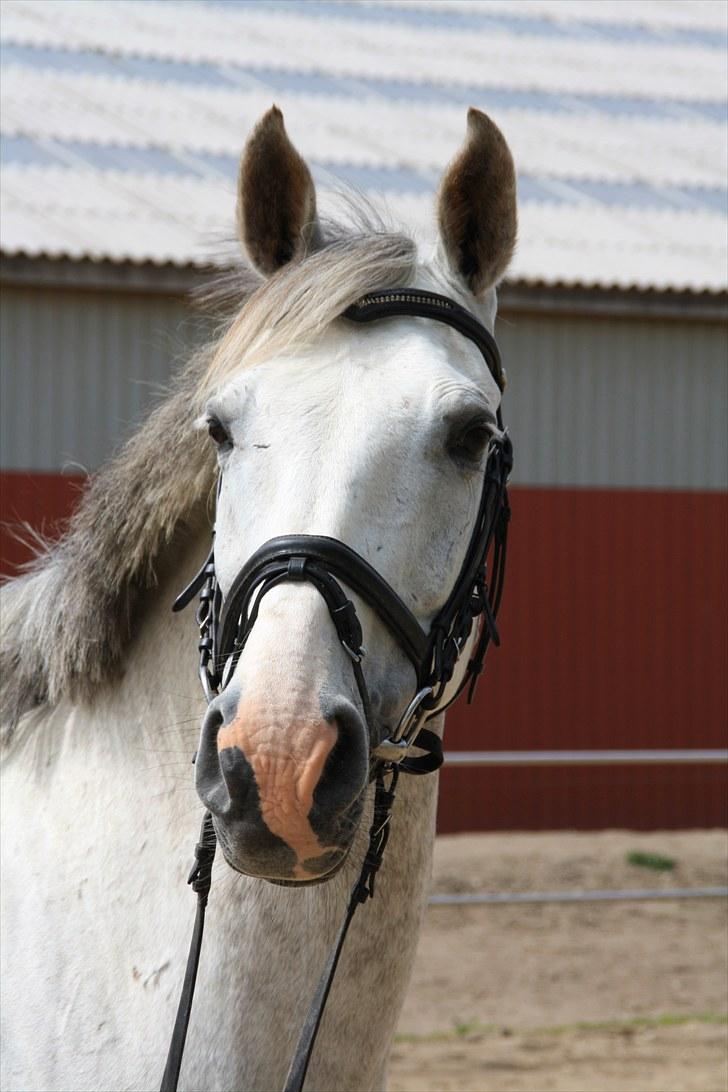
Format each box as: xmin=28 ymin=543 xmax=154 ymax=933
xmin=437 ymin=108 xmax=517 ymax=297
xmin=237 ymin=106 xmax=320 ymax=276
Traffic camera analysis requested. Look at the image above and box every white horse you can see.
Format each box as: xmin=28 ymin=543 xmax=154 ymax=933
xmin=0 ymin=106 xmax=516 ymax=1092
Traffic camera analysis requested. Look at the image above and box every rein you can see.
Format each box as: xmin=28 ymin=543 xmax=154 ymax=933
xmin=161 ymin=288 xmax=513 ymax=1092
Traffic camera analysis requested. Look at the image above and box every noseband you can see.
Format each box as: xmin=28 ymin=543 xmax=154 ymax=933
xmin=161 ymin=288 xmax=513 ymax=1092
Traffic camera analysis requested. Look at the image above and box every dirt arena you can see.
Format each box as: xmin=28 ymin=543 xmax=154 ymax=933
xmin=391 ymin=830 xmax=728 ymax=1092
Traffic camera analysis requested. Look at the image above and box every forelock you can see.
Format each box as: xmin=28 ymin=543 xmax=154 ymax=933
xmin=199 ymin=217 xmax=417 ymax=397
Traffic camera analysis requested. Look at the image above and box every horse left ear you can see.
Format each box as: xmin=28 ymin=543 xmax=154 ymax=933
xmin=437 ymin=108 xmax=517 ymax=297
xmin=237 ymin=106 xmax=320 ymax=276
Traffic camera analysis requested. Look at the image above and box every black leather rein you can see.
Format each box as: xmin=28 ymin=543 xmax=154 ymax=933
xmin=160 ymin=288 xmax=513 ymax=1092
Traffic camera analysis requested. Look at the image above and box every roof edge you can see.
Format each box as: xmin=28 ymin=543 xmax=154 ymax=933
xmin=0 ymin=255 xmax=209 ymax=296
xmin=2 ymin=256 xmax=727 ymax=322
xmin=498 ymin=279 xmax=728 ymax=322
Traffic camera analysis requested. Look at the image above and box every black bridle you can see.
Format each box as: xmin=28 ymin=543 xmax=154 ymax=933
xmin=160 ymin=288 xmax=513 ymax=1092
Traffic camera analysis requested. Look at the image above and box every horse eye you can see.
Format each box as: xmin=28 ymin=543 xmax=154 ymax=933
xmin=207 ymin=418 xmax=231 ymax=448
xmin=448 ymin=421 xmax=491 ymax=463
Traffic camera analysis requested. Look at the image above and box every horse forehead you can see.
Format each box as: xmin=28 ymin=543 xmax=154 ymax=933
xmin=245 ymin=319 xmax=491 ymax=421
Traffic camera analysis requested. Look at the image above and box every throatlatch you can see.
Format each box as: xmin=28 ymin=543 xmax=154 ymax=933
xmin=161 ymin=288 xmax=513 ymax=1092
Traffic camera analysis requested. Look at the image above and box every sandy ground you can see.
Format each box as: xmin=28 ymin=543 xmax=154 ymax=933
xmin=390 ymin=831 xmax=728 ymax=1092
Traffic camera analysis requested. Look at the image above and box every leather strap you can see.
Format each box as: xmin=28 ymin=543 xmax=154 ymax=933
xmin=160 ymin=812 xmax=216 ymax=1092
xmin=283 ymin=766 xmax=399 ymax=1092
xmin=218 ymin=536 xmax=428 ymax=672
xmin=344 ymin=289 xmax=504 ymax=391
xmin=400 ymin=727 xmax=443 ymax=774
xmin=215 ymin=550 xmax=442 ymax=774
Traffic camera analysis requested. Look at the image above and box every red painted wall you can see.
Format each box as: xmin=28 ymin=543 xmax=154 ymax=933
xmin=2 ymin=473 xmax=726 ymax=830
xmin=1 ymin=471 xmax=86 ymax=575
xmin=440 ymin=486 xmax=728 ymax=831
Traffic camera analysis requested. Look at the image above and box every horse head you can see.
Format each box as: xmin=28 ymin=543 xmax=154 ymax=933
xmin=194 ymin=106 xmax=516 ymax=884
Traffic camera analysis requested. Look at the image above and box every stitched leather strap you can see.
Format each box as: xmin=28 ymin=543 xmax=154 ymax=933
xmin=283 ymin=766 xmax=399 ymax=1092
xmin=344 ymin=289 xmax=504 ymax=391
xmin=160 ymin=812 xmax=216 ymax=1092
xmin=218 ymin=536 xmax=428 ymax=672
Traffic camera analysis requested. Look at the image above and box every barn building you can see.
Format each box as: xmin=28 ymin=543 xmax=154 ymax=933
xmin=1 ymin=0 xmax=726 ymax=831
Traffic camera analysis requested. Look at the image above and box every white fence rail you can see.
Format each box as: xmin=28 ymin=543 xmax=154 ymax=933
xmin=443 ymin=749 xmax=728 ymax=766
xmin=429 ymin=886 xmax=728 ymax=906
xmin=435 ymin=749 xmax=727 ymax=905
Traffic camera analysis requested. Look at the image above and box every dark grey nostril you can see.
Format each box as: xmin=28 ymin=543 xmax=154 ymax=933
xmin=216 ymin=745 xmax=259 ymax=819
xmin=211 ymin=685 xmax=241 ymax=728
xmin=194 ymin=685 xmax=244 ymax=813
xmin=318 ymin=704 xmax=368 ymax=811
xmin=309 ymin=699 xmax=369 ymax=844
xmin=196 ymin=689 xmax=263 ymax=821
xmin=195 ymin=703 xmax=231 ymax=816
xmin=195 ymin=694 xmax=298 ymax=878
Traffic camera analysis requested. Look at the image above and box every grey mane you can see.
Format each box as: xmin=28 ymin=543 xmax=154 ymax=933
xmin=0 ymin=216 xmax=417 ymax=744
xmin=0 ymin=355 xmax=217 ymax=744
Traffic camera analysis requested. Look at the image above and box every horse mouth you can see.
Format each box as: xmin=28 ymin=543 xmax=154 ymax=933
xmin=265 ymin=846 xmax=351 ymax=887
xmin=216 ymin=835 xmax=352 ymax=887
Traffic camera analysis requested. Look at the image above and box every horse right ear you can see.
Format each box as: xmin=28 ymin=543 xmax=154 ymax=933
xmin=437 ymin=108 xmax=517 ymax=297
xmin=237 ymin=106 xmax=320 ymax=276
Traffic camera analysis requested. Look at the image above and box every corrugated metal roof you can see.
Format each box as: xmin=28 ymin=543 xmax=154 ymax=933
xmin=1 ymin=0 xmax=726 ymax=291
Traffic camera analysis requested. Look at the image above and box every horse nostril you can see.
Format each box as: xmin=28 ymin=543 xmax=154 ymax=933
xmin=314 ymin=701 xmax=369 ymax=815
xmin=210 ymin=686 xmax=241 ymax=729
xmin=196 ymin=701 xmax=234 ymax=818
xmin=205 ymin=705 xmax=223 ymax=734
xmin=218 ymin=746 xmax=258 ymax=815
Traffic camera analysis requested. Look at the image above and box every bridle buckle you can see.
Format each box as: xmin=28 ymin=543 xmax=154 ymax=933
xmin=341 ymin=641 xmax=366 ymax=663
xmin=373 ymin=686 xmax=434 ymax=763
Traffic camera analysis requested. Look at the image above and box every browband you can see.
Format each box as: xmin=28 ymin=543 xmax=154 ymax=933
xmin=345 ymin=288 xmax=505 ymax=392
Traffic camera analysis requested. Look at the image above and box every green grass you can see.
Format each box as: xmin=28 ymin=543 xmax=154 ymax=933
xmin=452 ymin=1020 xmax=496 ymax=1038
xmin=537 ymin=1012 xmax=726 ymax=1036
xmin=627 ymin=850 xmax=677 ymax=871
xmin=393 ymin=1012 xmax=727 ymax=1045
xmin=394 ymin=1021 xmax=496 ymax=1044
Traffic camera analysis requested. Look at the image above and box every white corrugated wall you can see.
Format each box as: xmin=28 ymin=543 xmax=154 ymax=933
xmin=1 ymin=286 xmax=206 ymax=472
xmin=1 ymin=284 xmax=726 ymax=490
